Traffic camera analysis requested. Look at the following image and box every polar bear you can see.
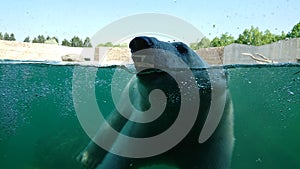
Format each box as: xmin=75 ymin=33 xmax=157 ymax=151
xmin=77 ymin=36 xmax=234 ymax=169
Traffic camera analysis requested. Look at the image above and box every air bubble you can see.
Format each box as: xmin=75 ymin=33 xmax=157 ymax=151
xmin=287 ymin=90 xmax=294 ymax=95
xmin=255 ymin=158 xmax=262 ymax=163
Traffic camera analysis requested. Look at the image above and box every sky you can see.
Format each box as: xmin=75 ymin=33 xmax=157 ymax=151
xmin=0 ymin=0 xmax=299 ymax=43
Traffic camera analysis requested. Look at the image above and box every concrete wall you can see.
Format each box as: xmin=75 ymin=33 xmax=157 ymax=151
xmin=195 ymin=47 xmax=224 ymax=65
xmin=223 ymin=38 xmax=300 ymax=64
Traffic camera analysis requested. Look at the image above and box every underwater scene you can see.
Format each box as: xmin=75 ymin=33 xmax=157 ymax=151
xmin=0 ymin=61 xmax=299 ymax=169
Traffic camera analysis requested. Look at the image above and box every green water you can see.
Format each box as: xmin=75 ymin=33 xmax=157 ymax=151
xmin=228 ymin=64 xmax=300 ymax=169
xmin=0 ymin=62 xmax=299 ymax=169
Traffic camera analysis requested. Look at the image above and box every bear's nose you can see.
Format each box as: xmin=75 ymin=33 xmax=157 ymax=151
xmin=129 ymin=36 xmax=154 ymax=53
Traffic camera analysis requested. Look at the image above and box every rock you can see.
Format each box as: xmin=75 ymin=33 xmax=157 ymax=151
xmin=61 ymin=54 xmax=83 ymax=62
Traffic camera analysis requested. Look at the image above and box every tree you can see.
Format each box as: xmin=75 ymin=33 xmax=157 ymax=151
xmin=70 ymin=36 xmax=83 ymax=47
xmin=287 ymin=21 xmax=300 ymax=38
xmin=45 ymin=38 xmax=58 ymax=45
xmin=4 ymin=33 xmax=10 ymax=40
xmin=104 ymin=42 xmax=113 ymax=47
xmin=236 ymin=26 xmax=288 ymax=46
xmin=190 ymin=37 xmax=211 ymax=49
xmin=24 ymin=36 xmax=30 ymax=42
xmin=0 ymin=33 xmax=3 ymax=40
xmin=275 ymin=31 xmax=286 ymax=41
xmin=210 ymin=33 xmax=235 ymax=47
xmin=8 ymin=33 xmax=16 ymax=41
xmin=97 ymin=42 xmax=112 ymax=47
xmin=190 ymin=42 xmax=198 ymax=50
xmin=221 ymin=33 xmax=235 ymax=46
xmin=52 ymin=37 xmax=59 ymax=44
xmin=210 ymin=37 xmax=221 ymax=47
xmin=120 ymin=43 xmax=128 ymax=47
xmin=32 ymin=37 xmax=38 ymax=43
xmin=199 ymin=37 xmax=211 ymax=48
xmin=261 ymin=29 xmax=277 ymax=45
xmin=61 ymin=39 xmax=71 ymax=46
xmin=32 ymin=35 xmax=45 ymax=43
xmin=235 ymin=26 xmax=264 ymax=46
xmin=45 ymin=36 xmax=58 ymax=44
xmin=37 ymin=35 xmax=45 ymax=43
xmin=83 ymin=37 xmax=92 ymax=47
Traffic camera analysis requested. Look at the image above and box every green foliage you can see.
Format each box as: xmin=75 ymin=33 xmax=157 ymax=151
xmin=199 ymin=37 xmax=211 ymax=48
xmin=235 ymin=26 xmax=287 ymax=46
xmin=210 ymin=37 xmax=221 ymax=47
xmin=38 ymin=35 xmax=45 ymax=43
xmin=287 ymin=21 xmax=300 ymax=38
xmin=113 ymin=43 xmax=128 ymax=47
xmin=0 ymin=32 xmax=3 ymax=40
xmin=23 ymin=36 xmax=30 ymax=42
xmin=32 ymin=35 xmax=46 ymax=43
xmin=261 ymin=30 xmax=278 ymax=45
xmin=98 ymin=42 xmax=114 ymax=47
xmin=276 ymin=31 xmax=287 ymax=41
xmin=61 ymin=39 xmax=71 ymax=46
xmin=45 ymin=38 xmax=58 ymax=45
xmin=70 ymin=36 xmax=83 ymax=47
xmin=220 ymin=33 xmax=235 ymax=46
xmin=235 ymin=26 xmax=264 ymax=46
xmin=190 ymin=42 xmax=198 ymax=50
xmin=190 ymin=37 xmax=211 ymax=49
xmin=190 ymin=26 xmax=291 ymax=48
xmin=83 ymin=37 xmax=92 ymax=47
xmin=3 ymin=33 xmax=10 ymax=40
xmin=1 ymin=33 xmax=16 ymax=41
xmin=44 ymin=36 xmax=59 ymax=44
xmin=10 ymin=33 xmax=16 ymax=41
xmin=97 ymin=42 xmax=127 ymax=47
xmin=61 ymin=36 xmax=91 ymax=47
xmin=32 ymin=37 xmax=38 ymax=43
xmin=210 ymin=33 xmax=235 ymax=47
xmin=52 ymin=37 xmax=59 ymax=44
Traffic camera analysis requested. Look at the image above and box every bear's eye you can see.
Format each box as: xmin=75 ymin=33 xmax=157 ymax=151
xmin=175 ymin=44 xmax=188 ymax=54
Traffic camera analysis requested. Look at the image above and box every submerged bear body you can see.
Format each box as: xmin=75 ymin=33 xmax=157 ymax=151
xmin=77 ymin=36 xmax=234 ymax=169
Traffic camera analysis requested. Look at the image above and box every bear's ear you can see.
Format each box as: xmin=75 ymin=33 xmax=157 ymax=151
xmin=173 ymin=42 xmax=188 ymax=54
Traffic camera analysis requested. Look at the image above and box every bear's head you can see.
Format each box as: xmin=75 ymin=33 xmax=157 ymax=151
xmin=129 ymin=36 xmax=208 ymax=73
